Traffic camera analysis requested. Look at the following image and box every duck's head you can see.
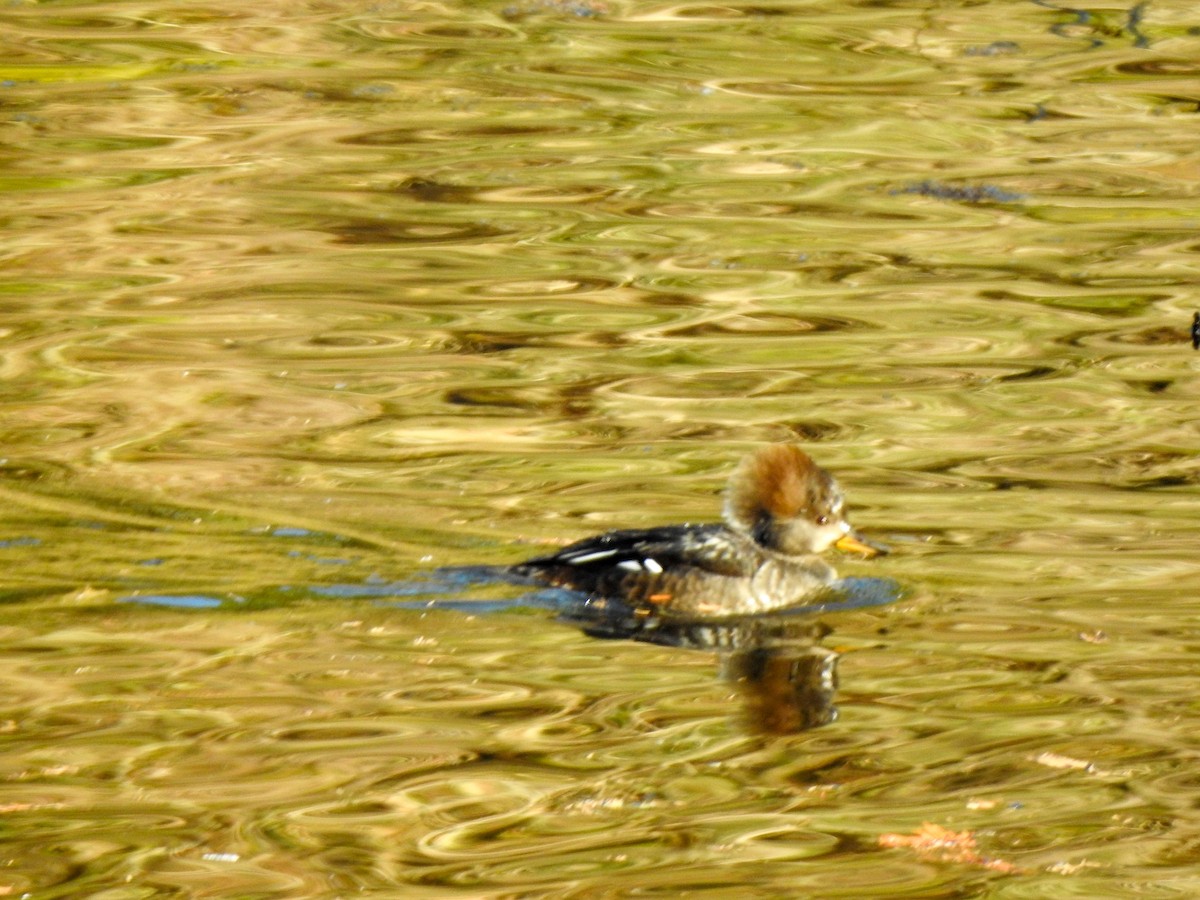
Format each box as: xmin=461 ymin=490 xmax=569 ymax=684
xmin=723 ymin=444 xmax=886 ymax=558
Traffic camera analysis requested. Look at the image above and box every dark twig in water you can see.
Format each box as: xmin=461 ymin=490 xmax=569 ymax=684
xmin=1031 ymin=0 xmax=1152 ymax=49
xmin=963 ymin=41 xmax=1021 ymax=57
xmin=1126 ymin=2 xmax=1149 ymax=48
xmin=893 ymin=181 xmax=1025 ymax=204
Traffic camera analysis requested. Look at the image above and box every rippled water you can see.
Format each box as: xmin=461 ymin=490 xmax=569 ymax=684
xmin=3 ymin=0 xmax=1200 ymax=894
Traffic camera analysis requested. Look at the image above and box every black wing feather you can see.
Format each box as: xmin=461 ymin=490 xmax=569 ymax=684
xmin=513 ymin=524 xmax=744 ymax=582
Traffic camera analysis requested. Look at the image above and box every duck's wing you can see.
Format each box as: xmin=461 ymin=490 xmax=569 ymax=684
xmin=510 ymin=524 xmax=747 ymax=596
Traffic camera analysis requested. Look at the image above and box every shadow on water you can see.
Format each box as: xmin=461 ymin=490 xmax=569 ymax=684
xmin=361 ymin=567 xmax=903 ymax=735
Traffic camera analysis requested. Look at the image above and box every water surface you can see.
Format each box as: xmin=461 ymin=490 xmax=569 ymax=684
xmin=2 ymin=0 xmax=1200 ymax=895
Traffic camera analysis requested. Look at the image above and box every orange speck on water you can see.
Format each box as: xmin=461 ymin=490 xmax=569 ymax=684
xmin=878 ymin=823 xmax=1023 ymax=874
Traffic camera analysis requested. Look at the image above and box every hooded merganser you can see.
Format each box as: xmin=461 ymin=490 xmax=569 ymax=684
xmin=510 ymin=444 xmax=886 ymax=618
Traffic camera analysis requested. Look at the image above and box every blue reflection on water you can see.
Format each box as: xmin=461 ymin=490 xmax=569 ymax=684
xmin=116 ymin=567 xmax=902 ymax=618
xmin=0 ymin=536 xmax=41 ymax=548
xmin=120 ymin=594 xmax=229 ymax=609
xmin=348 ymin=566 xmax=903 ymax=616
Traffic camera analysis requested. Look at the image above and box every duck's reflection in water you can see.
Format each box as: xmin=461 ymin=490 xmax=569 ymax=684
xmin=562 ymin=603 xmax=839 ymax=733
xmin=371 ymin=569 xmax=900 ymax=736
xmin=725 ymin=626 xmax=839 ymax=733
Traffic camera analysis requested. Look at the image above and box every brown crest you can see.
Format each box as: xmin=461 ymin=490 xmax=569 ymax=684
xmin=724 ymin=444 xmax=834 ymax=530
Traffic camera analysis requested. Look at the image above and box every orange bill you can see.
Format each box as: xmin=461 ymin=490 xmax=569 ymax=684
xmin=835 ymin=529 xmax=888 ymax=558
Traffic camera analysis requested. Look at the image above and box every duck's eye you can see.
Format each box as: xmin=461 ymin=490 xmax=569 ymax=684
xmin=815 ymin=515 xmax=829 ymax=526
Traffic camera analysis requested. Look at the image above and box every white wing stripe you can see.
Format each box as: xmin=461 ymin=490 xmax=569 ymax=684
xmin=563 ymin=549 xmax=619 ymax=564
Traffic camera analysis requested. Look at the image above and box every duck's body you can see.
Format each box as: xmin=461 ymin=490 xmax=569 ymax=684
xmin=510 ymin=444 xmax=884 ymax=619
xmin=512 ymin=522 xmax=838 ymax=618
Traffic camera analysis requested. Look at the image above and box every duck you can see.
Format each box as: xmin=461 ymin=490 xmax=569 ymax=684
xmin=509 ymin=444 xmax=886 ymax=619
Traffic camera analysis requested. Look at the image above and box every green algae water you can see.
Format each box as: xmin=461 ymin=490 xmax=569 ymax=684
xmin=2 ymin=0 xmax=1200 ymax=894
